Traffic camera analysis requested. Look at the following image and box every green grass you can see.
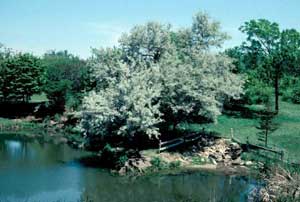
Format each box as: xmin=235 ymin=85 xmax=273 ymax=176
xmin=0 ymin=117 xmax=45 ymax=136
xmin=183 ymin=100 xmax=300 ymax=162
xmin=0 ymin=117 xmax=62 ymax=142
xmin=30 ymin=93 xmax=48 ymax=103
xmin=0 ymin=117 xmax=81 ymax=145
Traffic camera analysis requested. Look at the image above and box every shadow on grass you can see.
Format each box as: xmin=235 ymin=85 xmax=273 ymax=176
xmin=223 ymin=103 xmax=263 ymax=119
xmin=0 ymin=102 xmax=46 ymax=118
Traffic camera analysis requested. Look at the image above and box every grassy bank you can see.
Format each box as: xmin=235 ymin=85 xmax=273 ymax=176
xmin=0 ymin=117 xmax=72 ymax=144
xmin=184 ymin=100 xmax=300 ymax=162
xmin=0 ymin=117 xmax=45 ymax=136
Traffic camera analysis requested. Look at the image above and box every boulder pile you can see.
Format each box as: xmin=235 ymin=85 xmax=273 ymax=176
xmin=117 ymin=135 xmax=250 ymax=175
xmin=197 ymin=138 xmax=243 ymax=165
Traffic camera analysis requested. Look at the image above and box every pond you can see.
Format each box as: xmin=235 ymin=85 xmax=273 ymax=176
xmin=0 ymin=136 xmax=259 ymax=202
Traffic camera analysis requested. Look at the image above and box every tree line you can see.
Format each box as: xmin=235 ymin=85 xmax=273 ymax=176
xmin=0 ymin=46 xmax=90 ymax=114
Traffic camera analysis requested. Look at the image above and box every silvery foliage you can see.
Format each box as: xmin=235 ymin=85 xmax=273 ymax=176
xmin=160 ymin=51 xmax=244 ymax=123
xmin=119 ymin=22 xmax=171 ymax=63
xmin=159 ymin=12 xmax=243 ymax=123
xmin=88 ymin=47 xmax=123 ymax=90
xmin=80 ymin=12 xmax=244 ymax=138
xmin=191 ymin=12 xmax=230 ymax=50
xmin=81 ymin=57 xmax=162 ymax=138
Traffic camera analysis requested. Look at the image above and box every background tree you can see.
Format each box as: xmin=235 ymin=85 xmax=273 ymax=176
xmin=43 ymin=50 xmax=89 ymax=113
xmin=231 ymin=19 xmax=300 ymax=112
xmin=0 ymin=44 xmax=12 ymax=62
xmin=0 ymin=44 xmax=12 ymax=100
xmin=0 ymin=52 xmax=44 ymax=103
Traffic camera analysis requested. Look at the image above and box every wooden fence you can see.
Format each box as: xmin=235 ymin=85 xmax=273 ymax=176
xmin=230 ymin=128 xmax=285 ymax=160
xmin=158 ymin=133 xmax=202 ymax=153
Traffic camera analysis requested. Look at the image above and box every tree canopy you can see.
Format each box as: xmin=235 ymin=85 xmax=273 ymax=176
xmin=0 ymin=51 xmax=45 ymax=102
xmin=42 ymin=50 xmax=89 ymax=112
xmin=80 ymin=12 xmax=244 ymax=144
xmin=228 ymin=19 xmax=300 ymax=111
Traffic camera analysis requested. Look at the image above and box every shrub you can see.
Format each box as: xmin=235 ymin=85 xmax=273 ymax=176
xmin=291 ymin=87 xmax=300 ymax=104
xmin=282 ymin=79 xmax=300 ymax=104
xmin=191 ymin=156 xmax=208 ymax=165
xmin=169 ymin=160 xmax=181 ymax=169
xmin=282 ymin=88 xmax=293 ymax=102
xmin=116 ymin=155 xmax=128 ymax=168
xmin=244 ymin=76 xmax=273 ymax=104
xmin=44 ymin=79 xmax=72 ymax=113
xmin=150 ymin=157 xmax=168 ymax=170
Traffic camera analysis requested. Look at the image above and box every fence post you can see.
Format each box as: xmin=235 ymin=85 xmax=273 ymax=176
xmin=246 ymin=136 xmax=249 ymax=150
xmin=280 ymin=150 xmax=284 ymax=161
xmin=158 ymin=139 xmax=161 ymax=154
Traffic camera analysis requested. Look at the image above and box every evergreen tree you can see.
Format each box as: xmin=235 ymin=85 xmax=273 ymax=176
xmin=256 ymin=105 xmax=279 ymax=147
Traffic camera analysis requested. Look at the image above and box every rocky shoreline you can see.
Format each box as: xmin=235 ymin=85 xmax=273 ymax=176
xmin=249 ymin=167 xmax=300 ymax=202
xmin=117 ymin=135 xmax=255 ymax=176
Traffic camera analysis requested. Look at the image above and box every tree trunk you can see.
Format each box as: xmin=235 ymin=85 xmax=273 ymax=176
xmin=274 ymin=67 xmax=280 ymax=114
xmin=173 ymin=122 xmax=178 ymax=132
xmin=265 ymin=129 xmax=268 ymax=147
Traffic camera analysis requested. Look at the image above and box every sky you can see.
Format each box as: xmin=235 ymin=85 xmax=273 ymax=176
xmin=1 ymin=0 xmax=300 ymax=58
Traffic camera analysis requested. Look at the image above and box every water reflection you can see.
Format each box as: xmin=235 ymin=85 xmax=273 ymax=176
xmin=3 ymin=140 xmax=35 ymax=161
xmin=0 ymin=137 xmax=257 ymax=202
xmin=80 ymin=171 xmax=255 ymax=202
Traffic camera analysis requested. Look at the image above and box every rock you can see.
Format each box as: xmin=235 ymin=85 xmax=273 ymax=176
xmin=232 ymin=157 xmax=243 ymax=166
xmin=244 ymin=161 xmax=253 ymax=166
xmin=118 ymin=167 xmax=126 ymax=175
xmin=259 ymin=188 xmax=270 ymax=202
xmin=196 ymin=136 xmax=244 ymax=166
xmin=60 ymin=116 xmax=68 ymax=122
xmin=49 ymin=120 xmax=57 ymax=126
xmin=229 ymin=142 xmax=240 ymax=150
xmin=294 ymin=188 xmax=300 ymax=199
xmin=257 ymin=162 xmax=264 ymax=168
xmin=210 ymin=158 xmax=217 ymax=165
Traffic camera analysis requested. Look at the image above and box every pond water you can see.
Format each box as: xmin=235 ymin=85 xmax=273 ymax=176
xmin=0 ymin=136 xmax=259 ymax=202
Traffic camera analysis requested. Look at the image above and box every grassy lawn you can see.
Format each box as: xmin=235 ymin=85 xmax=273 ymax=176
xmin=184 ymin=100 xmax=300 ymax=162
xmin=30 ymin=93 xmax=48 ymax=103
